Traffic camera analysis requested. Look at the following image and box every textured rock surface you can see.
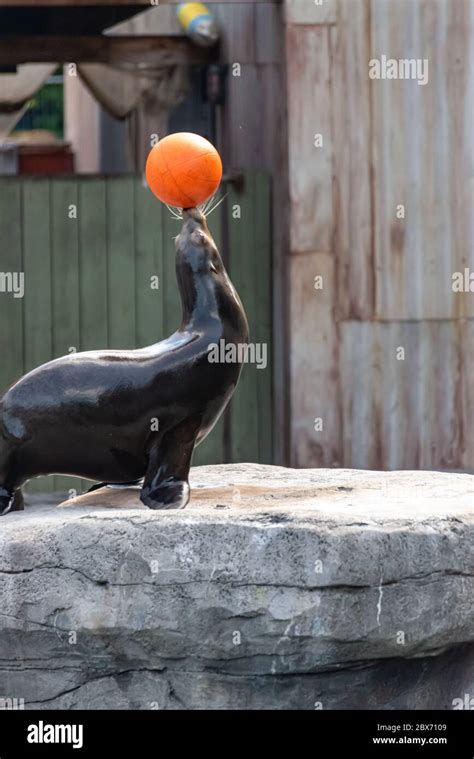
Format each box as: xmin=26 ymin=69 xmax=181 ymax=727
xmin=0 ymin=464 xmax=473 ymax=709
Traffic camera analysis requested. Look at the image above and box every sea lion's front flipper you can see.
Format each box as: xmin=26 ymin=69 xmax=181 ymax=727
xmin=0 ymin=487 xmax=23 ymax=517
xmin=140 ymin=416 xmax=201 ymax=510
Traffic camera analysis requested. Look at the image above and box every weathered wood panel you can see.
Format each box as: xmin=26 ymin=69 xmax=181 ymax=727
xmin=79 ymin=178 xmax=108 ymax=350
xmin=107 ymin=177 xmax=136 ymax=348
xmin=290 ymin=251 xmax=341 ymax=467
xmin=0 ymin=182 xmax=21 ymax=386
xmin=213 ymin=3 xmax=256 ymax=64
xmin=461 ymin=319 xmax=474 ymax=471
xmin=285 ymin=0 xmax=337 ymax=25
xmin=22 ymin=180 xmax=55 ymax=494
xmin=228 ymin=175 xmax=260 ymax=463
xmin=448 ymin=0 xmax=474 ymax=320
xmin=222 ymin=65 xmax=262 ymax=170
xmin=221 ymin=59 xmax=285 ymax=226
xmin=0 ymin=180 xmax=23 ymax=398
xmin=51 ymin=180 xmax=80 ymax=357
xmin=255 ymin=2 xmax=282 ymax=63
xmin=340 ymin=322 xmax=382 ymax=470
xmin=340 ymin=320 xmax=464 ymax=470
xmin=372 ymin=0 xmax=474 ymax=320
xmin=134 ymin=178 xmax=164 ymax=347
xmin=286 ymin=15 xmax=338 ymax=468
xmin=331 ymin=0 xmax=373 ymax=319
xmin=286 ymin=24 xmax=333 ymax=253
xmin=22 ymin=180 xmax=53 ymax=373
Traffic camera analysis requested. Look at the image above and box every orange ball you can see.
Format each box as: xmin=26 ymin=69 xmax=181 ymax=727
xmin=145 ymin=132 xmax=223 ymax=208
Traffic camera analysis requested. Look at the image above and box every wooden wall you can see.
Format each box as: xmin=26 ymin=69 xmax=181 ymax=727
xmin=286 ymin=0 xmax=474 ymax=471
xmin=0 ymin=171 xmax=272 ymax=495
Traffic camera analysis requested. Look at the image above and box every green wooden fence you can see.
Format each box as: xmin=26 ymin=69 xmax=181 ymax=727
xmin=0 ymin=171 xmax=272 ymax=495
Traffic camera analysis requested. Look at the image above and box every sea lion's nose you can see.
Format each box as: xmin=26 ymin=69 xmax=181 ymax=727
xmin=182 ymin=208 xmax=205 ymax=226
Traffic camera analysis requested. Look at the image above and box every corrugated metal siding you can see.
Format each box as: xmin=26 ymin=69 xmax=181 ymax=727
xmin=287 ymin=24 xmax=333 ymax=253
xmin=372 ymin=0 xmax=474 ymax=321
xmin=290 ymin=251 xmax=341 ymax=468
xmin=340 ymin=320 xmax=464 ymax=470
xmin=287 ymin=0 xmax=474 ymax=471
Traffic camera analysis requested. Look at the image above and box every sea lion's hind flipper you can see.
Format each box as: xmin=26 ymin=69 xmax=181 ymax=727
xmin=86 ymin=479 xmax=142 ymax=493
xmin=140 ymin=416 xmax=201 ymax=510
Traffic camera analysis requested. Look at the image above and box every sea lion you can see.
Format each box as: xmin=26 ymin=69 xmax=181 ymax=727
xmin=0 ymin=207 xmax=249 ymax=516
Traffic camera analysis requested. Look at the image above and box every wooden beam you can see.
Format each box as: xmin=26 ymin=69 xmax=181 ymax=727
xmin=0 ymin=1 xmax=150 ymax=5
xmin=0 ymin=35 xmax=216 ymax=65
xmin=0 ymin=0 xmax=277 ymax=5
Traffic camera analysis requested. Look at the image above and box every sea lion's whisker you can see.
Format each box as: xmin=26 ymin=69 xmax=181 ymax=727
xmin=205 ymin=192 xmax=228 ymax=217
xmin=201 ymin=195 xmax=213 ymax=211
xmin=201 ymin=193 xmax=218 ymax=216
xmin=165 ymin=203 xmax=183 ymax=220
